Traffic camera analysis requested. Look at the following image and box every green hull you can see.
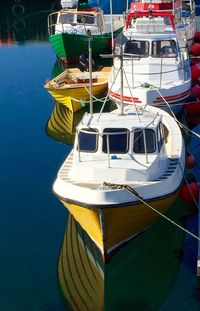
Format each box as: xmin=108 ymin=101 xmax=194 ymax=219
xmin=49 ymin=28 xmax=122 ymax=59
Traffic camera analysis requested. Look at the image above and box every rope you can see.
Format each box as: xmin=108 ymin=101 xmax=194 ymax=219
xmin=143 ymin=83 xmax=200 ymax=140
xmin=84 ymin=86 xmax=110 ymax=103
xmin=104 ymin=182 xmax=200 ymax=242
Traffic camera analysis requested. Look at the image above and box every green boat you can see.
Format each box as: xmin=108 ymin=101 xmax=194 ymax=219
xmin=48 ymin=7 xmax=124 ymax=60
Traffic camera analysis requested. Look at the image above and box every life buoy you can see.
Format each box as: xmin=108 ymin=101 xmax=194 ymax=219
xmin=12 ymin=4 xmax=25 ymax=17
xmin=70 ymin=28 xmax=77 ymax=35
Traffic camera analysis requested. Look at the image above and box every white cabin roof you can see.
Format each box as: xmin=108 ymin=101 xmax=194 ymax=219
xmin=78 ymin=108 xmax=162 ymax=131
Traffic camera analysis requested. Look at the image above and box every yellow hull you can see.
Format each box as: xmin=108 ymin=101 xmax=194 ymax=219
xmin=47 ymin=83 xmax=107 ymax=112
xmin=58 ymin=215 xmax=104 ymax=311
xmin=60 ymin=192 xmax=178 ymax=256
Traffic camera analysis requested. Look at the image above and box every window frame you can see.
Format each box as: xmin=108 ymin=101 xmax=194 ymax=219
xmin=133 ymin=128 xmax=156 ymax=154
xmin=102 ymin=128 xmax=130 ymax=154
xmin=77 ymin=128 xmax=98 ymax=153
xmin=151 ymin=39 xmax=177 ymax=58
xmin=123 ymin=39 xmax=150 ymax=58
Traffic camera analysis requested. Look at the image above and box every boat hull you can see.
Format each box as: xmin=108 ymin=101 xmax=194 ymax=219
xmin=59 ymin=191 xmax=178 ymax=257
xmin=49 ymin=29 xmax=122 ymax=59
xmin=47 ymin=82 xmax=108 ymax=112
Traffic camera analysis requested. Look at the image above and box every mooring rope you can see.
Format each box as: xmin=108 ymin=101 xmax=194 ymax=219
xmin=103 ymin=182 xmax=200 ymax=242
xmin=143 ymin=84 xmax=200 ymax=140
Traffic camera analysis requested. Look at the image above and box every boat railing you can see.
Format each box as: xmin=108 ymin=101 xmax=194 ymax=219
xmin=113 ymin=53 xmax=186 ymax=88
xmin=48 ymin=11 xmax=59 ymax=36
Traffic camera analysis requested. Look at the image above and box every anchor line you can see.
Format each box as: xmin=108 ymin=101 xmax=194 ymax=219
xmin=148 ymin=85 xmax=200 ymax=140
xmin=103 ymin=182 xmax=200 ymax=242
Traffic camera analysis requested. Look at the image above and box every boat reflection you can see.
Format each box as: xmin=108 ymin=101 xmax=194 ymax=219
xmin=58 ymin=198 xmax=188 ymax=311
xmin=0 ymin=1 xmax=61 ymax=44
xmin=45 ymin=101 xmax=87 ymax=144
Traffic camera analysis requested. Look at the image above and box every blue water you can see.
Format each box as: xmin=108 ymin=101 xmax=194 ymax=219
xmin=1 ymin=1 xmax=200 ymax=310
xmin=0 ymin=43 xmax=70 ymax=310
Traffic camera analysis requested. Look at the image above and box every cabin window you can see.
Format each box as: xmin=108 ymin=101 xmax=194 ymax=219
xmin=102 ymin=128 xmax=130 ymax=154
xmin=133 ymin=129 xmax=156 ymax=153
xmin=124 ymin=40 xmax=149 ymax=58
xmin=59 ymin=14 xmax=74 ymax=24
xmin=77 ymin=14 xmax=95 ymax=25
xmin=78 ymin=128 xmax=98 ymax=152
xmin=152 ymin=40 xmax=177 ymax=58
xmin=157 ymin=122 xmax=165 ymax=152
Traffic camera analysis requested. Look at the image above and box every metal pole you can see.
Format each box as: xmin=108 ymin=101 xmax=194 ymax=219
xmin=126 ymin=0 xmax=129 ymax=12
xmin=110 ymin=0 xmax=114 ymax=53
xmin=87 ymin=29 xmax=93 ymax=115
xmin=107 ymin=134 xmax=111 ymax=168
xmin=143 ymin=129 xmax=148 ymax=163
xmin=120 ymin=36 xmax=124 ymax=115
xmin=160 ymin=55 xmax=163 ymax=88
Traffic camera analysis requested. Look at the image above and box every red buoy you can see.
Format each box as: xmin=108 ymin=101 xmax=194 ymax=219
xmin=191 ymin=57 xmax=200 ymax=65
xmin=191 ymin=84 xmax=200 ymax=98
xmin=190 ymin=64 xmax=200 ymax=81
xmin=190 ymin=43 xmax=200 ymax=56
xmin=184 ymin=100 xmax=200 ymax=114
xmin=179 ymin=182 xmax=199 ymax=204
xmin=185 ymin=154 xmax=196 ymax=169
xmin=194 ymin=32 xmax=200 ymax=41
xmin=186 ymin=111 xmax=200 ymax=126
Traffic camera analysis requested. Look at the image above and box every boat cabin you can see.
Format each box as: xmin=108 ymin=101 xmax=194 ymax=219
xmin=58 ymin=9 xmax=103 ymax=28
xmin=47 ymin=9 xmax=105 ymax=36
xmin=48 ymin=8 xmax=124 ymax=36
xmin=71 ymin=110 xmax=168 ymax=182
xmin=123 ymin=37 xmax=178 ymax=59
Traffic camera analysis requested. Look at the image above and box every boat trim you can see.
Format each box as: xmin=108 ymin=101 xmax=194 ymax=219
xmin=53 ymin=186 xmax=181 ymax=209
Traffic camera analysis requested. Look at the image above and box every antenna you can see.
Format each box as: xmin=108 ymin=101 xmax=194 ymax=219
xmin=87 ymin=29 xmax=93 ymax=115
xmin=110 ymin=0 xmax=114 ymax=53
xmin=119 ymin=34 xmax=124 ymax=115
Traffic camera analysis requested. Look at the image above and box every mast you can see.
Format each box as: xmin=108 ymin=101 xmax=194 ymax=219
xmin=110 ymin=0 xmax=114 ymax=53
xmin=120 ymin=34 xmax=124 ymax=115
xmin=87 ymin=29 xmax=93 ymax=115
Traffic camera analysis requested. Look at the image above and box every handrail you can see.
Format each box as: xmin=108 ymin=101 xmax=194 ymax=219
xmin=76 ymin=117 xmax=160 ymax=166
xmin=48 ymin=11 xmax=59 ymax=35
xmin=113 ymin=60 xmax=184 ymax=76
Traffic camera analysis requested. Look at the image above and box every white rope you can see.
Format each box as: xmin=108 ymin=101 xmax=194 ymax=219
xmin=102 ymin=182 xmax=200 ymax=242
xmin=124 ymin=185 xmax=200 ymax=241
xmin=147 ymin=84 xmax=200 ymax=139
xmin=84 ymin=86 xmax=109 ymax=103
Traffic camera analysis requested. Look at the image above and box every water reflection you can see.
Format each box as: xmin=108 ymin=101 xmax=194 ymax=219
xmin=0 ymin=1 xmax=61 ymax=43
xmin=45 ymin=101 xmax=87 ymax=144
xmin=58 ymin=199 xmax=189 ymax=310
xmin=45 ymin=57 xmax=114 ymax=144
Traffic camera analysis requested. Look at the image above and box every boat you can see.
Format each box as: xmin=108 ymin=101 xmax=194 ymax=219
xmin=58 ymin=198 xmax=187 ymax=309
xmin=126 ymin=0 xmax=196 ymax=48
xmin=47 ymin=2 xmax=124 ymax=60
xmin=108 ymin=15 xmax=191 ymax=114
xmin=52 ymin=103 xmax=185 ymax=257
xmin=44 ymin=66 xmax=111 ymax=112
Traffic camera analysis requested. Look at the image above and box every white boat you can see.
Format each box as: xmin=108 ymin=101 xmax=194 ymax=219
xmin=126 ymin=0 xmax=196 ymax=48
xmin=108 ymin=16 xmax=191 ymax=114
xmin=53 ymin=103 xmax=185 ymax=257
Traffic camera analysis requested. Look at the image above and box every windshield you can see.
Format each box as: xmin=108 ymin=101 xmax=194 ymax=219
xmin=124 ymin=40 xmax=149 ymax=58
xmin=152 ymin=40 xmax=177 ymax=58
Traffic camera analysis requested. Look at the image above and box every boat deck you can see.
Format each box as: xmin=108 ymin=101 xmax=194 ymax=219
xmin=58 ymin=153 xmax=180 ymax=190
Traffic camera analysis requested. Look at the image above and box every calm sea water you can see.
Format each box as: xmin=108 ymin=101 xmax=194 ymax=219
xmin=1 ymin=1 xmax=200 ymax=310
